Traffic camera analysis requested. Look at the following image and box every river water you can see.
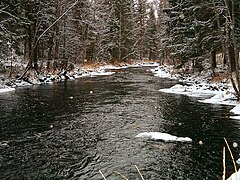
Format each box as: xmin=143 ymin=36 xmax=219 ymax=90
xmin=0 ymin=67 xmax=240 ymax=179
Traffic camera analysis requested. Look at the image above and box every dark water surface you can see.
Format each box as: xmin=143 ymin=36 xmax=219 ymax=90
xmin=0 ymin=67 xmax=240 ymax=179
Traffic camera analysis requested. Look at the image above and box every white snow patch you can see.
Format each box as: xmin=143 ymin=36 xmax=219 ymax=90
xmin=151 ymin=66 xmax=175 ymax=79
xmin=135 ymin=132 xmax=192 ymax=142
xmin=142 ymin=62 xmax=159 ymax=67
xmin=237 ymin=158 xmax=240 ymax=165
xmin=102 ymin=65 xmax=128 ymax=70
xmin=199 ymin=92 xmax=238 ymax=106
xmin=102 ymin=62 xmax=159 ymax=70
xmin=14 ymin=81 xmax=32 ymax=87
xmin=0 ymin=87 xmax=15 ymax=93
xmin=227 ymin=169 xmax=240 ymax=180
xmin=89 ymin=70 xmax=115 ymax=77
xmin=230 ymin=104 xmax=240 ymax=115
xmin=159 ymin=84 xmax=217 ymax=98
xmin=230 ymin=116 xmax=240 ymax=120
xmin=153 ymin=65 xmax=239 ymax=106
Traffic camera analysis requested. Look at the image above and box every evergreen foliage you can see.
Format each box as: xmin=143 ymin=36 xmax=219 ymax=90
xmin=1 ymin=0 xmax=166 ymax=68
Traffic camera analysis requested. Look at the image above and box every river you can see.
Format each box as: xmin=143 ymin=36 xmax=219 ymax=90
xmin=0 ymin=67 xmax=240 ymax=179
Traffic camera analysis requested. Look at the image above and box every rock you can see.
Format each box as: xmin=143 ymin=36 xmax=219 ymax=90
xmin=38 ymin=74 xmax=46 ymax=82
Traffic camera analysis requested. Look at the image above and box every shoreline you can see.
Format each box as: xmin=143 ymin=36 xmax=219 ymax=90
xmin=0 ymin=61 xmax=159 ymax=92
xmin=150 ymin=65 xmax=240 ymax=119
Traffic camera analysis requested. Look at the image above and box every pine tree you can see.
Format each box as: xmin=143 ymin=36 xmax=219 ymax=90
xmin=0 ymin=0 xmax=27 ymax=60
xmin=135 ymin=0 xmax=148 ymax=60
xmin=146 ymin=3 xmax=159 ymax=60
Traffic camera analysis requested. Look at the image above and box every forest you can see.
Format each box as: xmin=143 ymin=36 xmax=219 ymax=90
xmin=1 ymin=1 xmax=240 ymax=179
xmin=0 ymin=0 xmax=240 ymax=96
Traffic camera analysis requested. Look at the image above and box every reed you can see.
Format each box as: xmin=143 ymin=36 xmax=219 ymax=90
xmin=223 ymin=146 xmax=226 ymax=180
xmin=224 ymin=137 xmax=238 ymax=173
xmin=114 ymin=171 xmax=129 ymax=180
xmin=135 ymin=165 xmax=145 ymax=180
xmin=99 ymin=170 xmax=107 ymax=180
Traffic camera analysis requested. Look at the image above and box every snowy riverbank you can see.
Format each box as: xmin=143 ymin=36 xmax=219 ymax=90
xmin=151 ymin=65 xmax=240 ymax=119
xmin=0 ymin=61 xmax=159 ymax=93
xmin=152 ymin=64 xmax=240 ymax=179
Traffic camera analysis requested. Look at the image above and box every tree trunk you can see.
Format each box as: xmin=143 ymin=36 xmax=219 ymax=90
xmin=47 ymin=33 xmax=54 ymax=71
xmin=54 ymin=0 xmax=61 ymax=71
xmin=211 ymin=49 xmax=217 ymax=75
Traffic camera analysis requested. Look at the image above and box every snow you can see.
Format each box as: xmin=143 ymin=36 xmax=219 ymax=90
xmin=199 ymin=92 xmax=238 ymax=106
xmin=237 ymin=158 xmax=240 ymax=165
xmin=229 ymin=116 xmax=240 ymax=120
xmin=152 ymin=65 xmax=240 ymax=117
xmin=0 ymin=61 xmax=159 ymax=93
xmin=135 ymin=132 xmax=192 ymax=142
xmin=102 ymin=62 xmax=159 ymax=70
xmin=101 ymin=65 xmax=128 ymax=70
xmin=159 ymin=84 xmax=217 ymax=98
xmin=151 ymin=66 xmax=177 ymax=79
xmin=230 ymin=104 xmax=240 ymax=115
xmin=89 ymin=70 xmax=115 ymax=77
xmin=0 ymin=87 xmax=15 ymax=93
xmin=227 ymin=169 xmax=240 ymax=180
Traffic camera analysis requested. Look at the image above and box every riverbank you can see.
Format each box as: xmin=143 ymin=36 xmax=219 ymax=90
xmin=151 ymin=65 xmax=240 ymax=119
xmin=0 ymin=61 xmax=159 ymax=92
xmin=1 ymin=62 xmax=239 ymax=179
xmin=151 ymin=64 xmax=240 ymax=180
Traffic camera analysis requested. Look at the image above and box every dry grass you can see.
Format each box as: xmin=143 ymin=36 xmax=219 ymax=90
xmin=99 ymin=165 xmax=145 ymax=180
xmin=223 ymin=147 xmax=226 ymax=180
xmin=210 ymin=72 xmax=229 ymax=83
xmin=80 ymin=62 xmax=103 ymax=69
xmin=224 ymin=138 xmax=238 ymax=174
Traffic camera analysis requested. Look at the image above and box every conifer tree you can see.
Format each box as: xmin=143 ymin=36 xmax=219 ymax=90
xmin=146 ymin=4 xmax=159 ymax=60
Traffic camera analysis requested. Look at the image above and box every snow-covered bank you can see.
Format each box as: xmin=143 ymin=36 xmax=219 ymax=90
xmin=151 ymin=65 xmax=178 ymax=79
xmin=152 ymin=65 xmax=240 ymax=119
xmin=0 ymin=86 xmax=15 ymax=93
xmin=152 ymin=65 xmax=240 ymax=179
xmin=0 ymin=61 xmax=159 ymax=93
xmin=159 ymin=84 xmax=219 ymax=98
xmin=136 ymin=132 xmax=192 ymax=142
xmin=229 ymin=104 xmax=240 ymax=120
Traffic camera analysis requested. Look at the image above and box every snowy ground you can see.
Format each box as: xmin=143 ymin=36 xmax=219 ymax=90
xmin=0 ymin=85 xmax=15 ymax=93
xmin=227 ymin=169 xmax=240 ymax=180
xmin=151 ymin=65 xmax=240 ymax=120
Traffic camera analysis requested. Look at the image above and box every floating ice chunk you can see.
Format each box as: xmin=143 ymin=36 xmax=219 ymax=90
xmin=135 ymin=132 xmax=192 ymax=142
